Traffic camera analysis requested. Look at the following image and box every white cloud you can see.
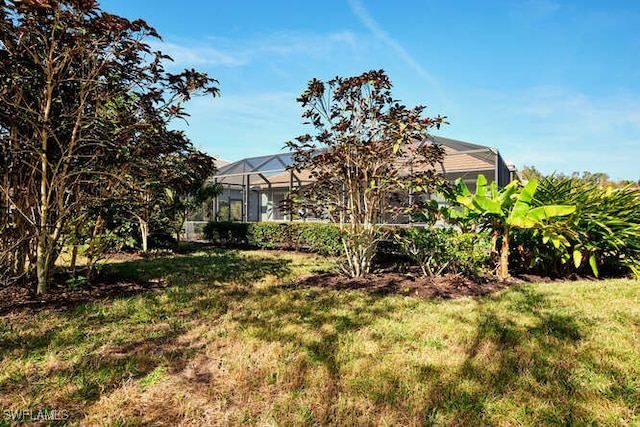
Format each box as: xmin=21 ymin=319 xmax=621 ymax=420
xmin=347 ymin=0 xmax=447 ymax=106
xmin=255 ymin=30 xmax=359 ymax=59
xmin=150 ymin=30 xmax=361 ymax=71
xmin=149 ymin=40 xmax=248 ymax=68
xmin=453 ymin=85 xmax=640 ymax=180
xmin=515 ymin=86 xmax=640 ymax=140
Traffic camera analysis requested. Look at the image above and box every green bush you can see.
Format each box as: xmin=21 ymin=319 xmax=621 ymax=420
xmin=296 ymin=223 xmax=343 ymax=256
xmin=511 ymin=176 xmax=640 ymax=278
xmin=246 ymin=222 xmax=287 ymax=250
xmin=449 ymin=230 xmax=493 ymax=276
xmin=204 ymin=221 xmax=343 ymax=256
xmin=203 ymin=222 xmax=250 ymax=247
xmin=390 ymin=226 xmax=491 ymax=277
xmin=204 ymin=222 xmax=495 ymax=277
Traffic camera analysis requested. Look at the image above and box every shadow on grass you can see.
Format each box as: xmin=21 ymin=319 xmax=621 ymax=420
xmin=99 ymin=249 xmax=292 ymax=286
xmin=231 ymin=285 xmax=398 ymax=425
xmin=417 ymin=284 xmax=638 ymax=425
xmin=422 ymin=285 xmax=587 ymax=424
xmin=0 ymin=250 xmax=293 ymax=317
xmin=0 ymin=316 xmax=195 ymax=423
xmin=231 ymin=282 xmax=628 ymax=425
xmin=0 ymin=250 xmax=296 ymax=424
xmin=2 ymin=252 xmax=634 ymax=425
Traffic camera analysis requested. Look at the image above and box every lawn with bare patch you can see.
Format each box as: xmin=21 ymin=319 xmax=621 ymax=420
xmin=0 ymin=249 xmax=638 ymax=426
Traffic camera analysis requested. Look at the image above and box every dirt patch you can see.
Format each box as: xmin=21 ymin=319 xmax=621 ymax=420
xmin=0 ymin=268 xmax=529 ymax=316
xmin=0 ymin=278 xmax=168 ymax=316
xmin=294 ymin=271 xmax=523 ymax=299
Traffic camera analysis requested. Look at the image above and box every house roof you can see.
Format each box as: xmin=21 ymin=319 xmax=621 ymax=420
xmin=214 ymin=136 xmax=507 ymax=188
xmin=216 ymin=152 xmax=294 ymax=177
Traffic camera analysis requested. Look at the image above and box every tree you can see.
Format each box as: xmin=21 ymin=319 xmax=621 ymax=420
xmin=126 ymin=143 xmax=216 ymax=251
xmin=0 ymin=0 xmax=218 ymax=293
xmin=518 ymin=165 xmax=545 ymax=182
xmin=449 ymin=175 xmax=575 ymax=281
xmin=162 ymin=173 xmax=221 ymax=245
xmin=286 ymin=70 xmax=448 ymax=277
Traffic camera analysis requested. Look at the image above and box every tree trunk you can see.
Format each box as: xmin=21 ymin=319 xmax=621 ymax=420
xmin=36 ymin=149 xmax=50 ymax=295
xmin=69 ymin=219 xmax=85 ymax=277
xmin=497 ymin=227 xmax=510 ymax=281
xmin=36 ymin=70 xmax=55 ymax=294
xmin=36 ymin=234 xmax=48 ymax=295
xmin=85 ymin=215 xmax=105 ymax=280
xmin=139 ymin=218 xmax=149 ymax=252
xmin=12 ymin=242 xmax=28 ymax=281
xmin=70 ymin=244 xmax=78 ymax=277
xmin=342 ymin=226 xmax=375 ymax=278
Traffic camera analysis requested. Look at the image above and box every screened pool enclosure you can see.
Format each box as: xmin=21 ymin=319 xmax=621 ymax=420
xmin=209 ymin=136 xmax=516 ymax=223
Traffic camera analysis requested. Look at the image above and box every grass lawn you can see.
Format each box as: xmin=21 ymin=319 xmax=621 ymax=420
xmin=0 ymin=249 xmax=638 ymax=426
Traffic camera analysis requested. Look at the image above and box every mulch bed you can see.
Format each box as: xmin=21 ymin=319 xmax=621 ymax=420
xmin=0 ymin=268 xmax=535 ymax=317
xmin=294 ymin=271 xmax=524 ymax=299
xmin=0 ymin=278 xmax=169 ymax=316
xmin=2 ymin=241 xmax=585 ymax=317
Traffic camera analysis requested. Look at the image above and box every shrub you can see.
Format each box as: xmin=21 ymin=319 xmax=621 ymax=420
xmin=204 ymin=221 xmax=495 ymax=277
xmin=148 ymin=232 xmax=178 ymax=251
xmin=295 ymin=223 xmax=343 ymax=256
xmin=246 ymin=222 xmax=288 ymax=250
xmin=512 ymin=176 xmax=640 ymax=278
xmin=203 ymin=221 xmax=343 ymax=256
xmin=391 ymin=226 xmax=491 ymax=277
xmin=449 ymin=230 xmax=493 ymax=276
xmin=203 ymin=222 xmax=250 ymax=247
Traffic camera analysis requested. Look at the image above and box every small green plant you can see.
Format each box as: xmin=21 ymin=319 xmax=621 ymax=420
xmin=448 ymin=230 xmax=492 ymax=276
xmin=393 ymin=227 xmax=450 ymax=277
xmin=65 ymin=275 xmax=90 ymax=289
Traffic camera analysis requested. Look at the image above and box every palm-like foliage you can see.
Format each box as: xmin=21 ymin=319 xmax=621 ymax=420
xmin=522 ymin=176 xmax=640 ymax=278
xmin=448 ymin=175 xmax=575 ymax=280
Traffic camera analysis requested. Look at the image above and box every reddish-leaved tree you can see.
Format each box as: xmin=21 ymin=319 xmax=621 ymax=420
xmin=286 ymin=70 xmax=448 ymax=277
xmin=0 ymin=0 xmax=218 ymax=293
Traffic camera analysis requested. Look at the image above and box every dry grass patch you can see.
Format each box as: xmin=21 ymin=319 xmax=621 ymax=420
xmin=0 ymin=250 xmax=638 ymax=425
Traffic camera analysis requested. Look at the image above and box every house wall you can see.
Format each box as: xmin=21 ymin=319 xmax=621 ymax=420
xmin=496 ymin=152 xmax=514 ymax=187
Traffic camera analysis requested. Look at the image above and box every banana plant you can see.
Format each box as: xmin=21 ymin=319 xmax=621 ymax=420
xmin=449 ymin=175 xmax=575 ymax=281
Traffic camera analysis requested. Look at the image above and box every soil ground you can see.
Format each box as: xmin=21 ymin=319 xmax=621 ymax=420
xmin=0 ymin=249 xmax=573 ymax=316
xmin=295 ymin=270 xmax=522 ymax=299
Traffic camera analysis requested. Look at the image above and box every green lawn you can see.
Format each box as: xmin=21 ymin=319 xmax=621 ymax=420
xmin=1 ymin=249 xmax=638 ymax=426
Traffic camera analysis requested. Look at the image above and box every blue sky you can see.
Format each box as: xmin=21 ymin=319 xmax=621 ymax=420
xmin=100 ymin=0 xmax=640 ymax=181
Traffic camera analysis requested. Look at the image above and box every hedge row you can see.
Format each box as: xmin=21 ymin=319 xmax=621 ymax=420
xmin=203 ymin=222 xmax=490 ymax=277
xmin=203 ymin=221 xmax=343 ymax=256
